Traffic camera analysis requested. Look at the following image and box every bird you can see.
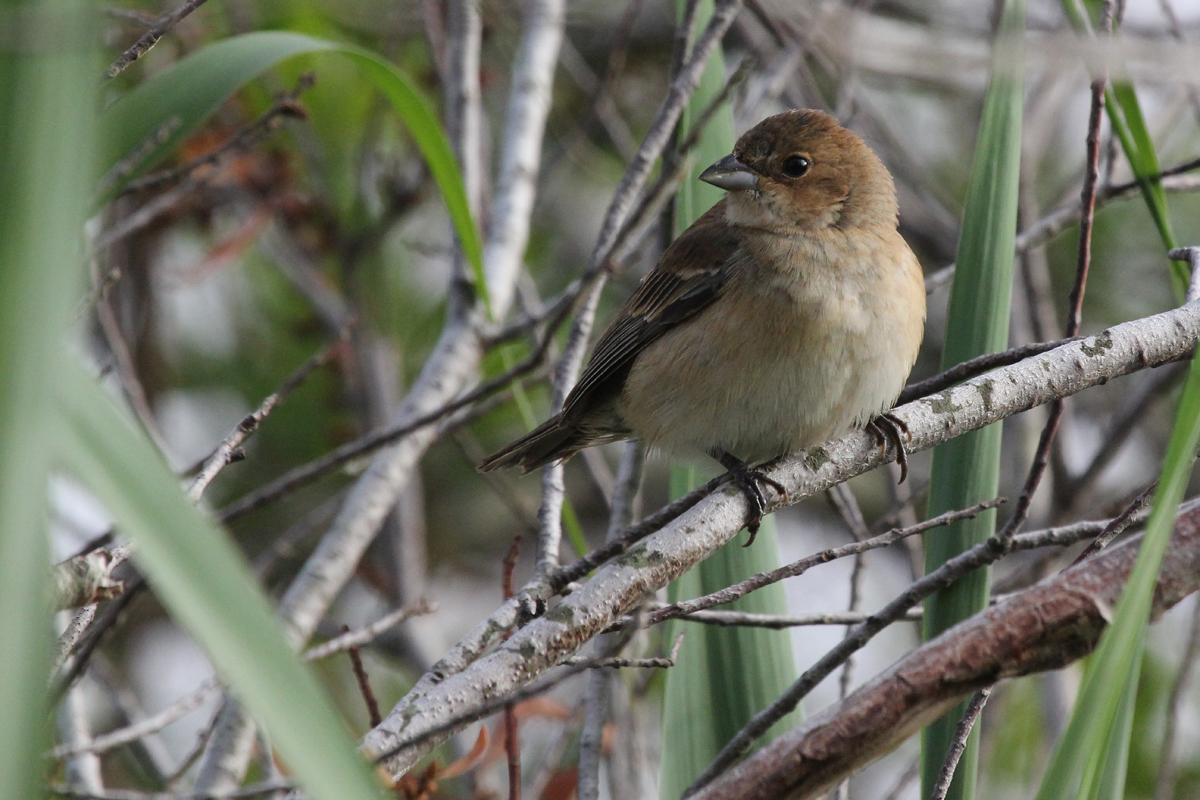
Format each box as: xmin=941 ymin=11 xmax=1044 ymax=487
xmin=479 ymin=108 xmax=926 ymax=544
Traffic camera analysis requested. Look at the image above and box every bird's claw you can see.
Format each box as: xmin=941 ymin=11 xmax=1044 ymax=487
xmin=866 ymin=412 xmax=911 ymax=483
xmin=714 ymin=451 xmax=787 ymax=546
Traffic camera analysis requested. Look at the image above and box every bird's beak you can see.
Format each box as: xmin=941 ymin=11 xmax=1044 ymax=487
xmin=699 ymin=153 xmax=759 ymax=191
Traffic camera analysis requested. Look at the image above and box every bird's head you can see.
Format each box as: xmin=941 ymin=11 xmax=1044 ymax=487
xmin=700 ymin=109 xmax=898 ymax=233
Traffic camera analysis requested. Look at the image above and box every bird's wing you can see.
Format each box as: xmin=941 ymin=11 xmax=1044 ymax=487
xmin=562 ymin=203 xmax=740 ymax=421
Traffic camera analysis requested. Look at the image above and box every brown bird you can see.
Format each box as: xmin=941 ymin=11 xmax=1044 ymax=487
xmin=479 ymin=109 xmax=926 ymax=543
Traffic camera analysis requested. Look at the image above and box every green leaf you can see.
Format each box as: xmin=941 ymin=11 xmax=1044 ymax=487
xmin=97 ymin=31 xmax=488 ymax=311
xmin=1104 ymin=84 xmax=1186 ymax=297
xmin=921 ymin=2 xmax=1026 ymax=798
xmin=58 ymin=362 xmax=387 ymax=800
xmin=0 ymin=2 xmax=95 ymax=798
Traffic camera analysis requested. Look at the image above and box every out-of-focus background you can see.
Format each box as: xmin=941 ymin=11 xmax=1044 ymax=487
xmin=53 ymin=0 xmax=1200 ymax=797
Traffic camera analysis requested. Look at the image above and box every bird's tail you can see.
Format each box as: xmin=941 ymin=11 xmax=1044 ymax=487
xmin=478 ymin=415 xmax=588 ymax=473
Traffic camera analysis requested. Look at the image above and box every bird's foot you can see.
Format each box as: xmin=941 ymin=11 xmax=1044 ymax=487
xmin=713 ymin=451 xmax=787 ymax=546
xmin=866 ymin=412 xmax=911 ymax=483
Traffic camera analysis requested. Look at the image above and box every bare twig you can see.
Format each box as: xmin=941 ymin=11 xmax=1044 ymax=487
xmin=502 ymin=537 xmax=523 ymax=800
xmin=928 ymin=688 xmax=992 ymax=800
xmin=682 ymin=503 xmax=1125 ymax=794
xmin=301 ymin=600 xmax=436 ymax=660
xmin=827 ymin=483 xmax=869 ymax=712
xmin=345 ymin=632 xmax=382 ymax=728
xmin=216 ymin=304 xmax=572 ymax=522
xmin=188 ymin=322 xmax=352 ymax=502
xmin=994 ymin=8 xmax=1112 ymax=546
xmin=51 ymin=678 xmax=221 ymax=759
xmin=657 ymin=609 xmax=923 ymax=629
xmin=647 ymin=499 xmax=1004 ymax=627
xmin=896 ymin=338 xmax=1076 ymax=405
xmin=123 ymin=81 xmax=313 ymax=197
xmin=106 ymin=0 xmax=211 ymax=77
xmin=566 ymin=632 xmax=684 ymax=668
xmin=578 ymin=442 xmax=645 ymax=800
xmin=1071 ymin=481 xmax=1158 ymax=564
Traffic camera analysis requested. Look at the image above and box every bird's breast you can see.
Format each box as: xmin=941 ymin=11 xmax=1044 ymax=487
xmin=618 ymin=229 xmax=924 ymax=464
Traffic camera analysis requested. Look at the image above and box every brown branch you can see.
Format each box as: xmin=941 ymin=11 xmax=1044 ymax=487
xmin=687 ymin=505 xmax=1200 ymax=800
xmin=187 ymin=320 xmax=352 ymax=502
xmin=123 ymin=78 xmax=314 ymax=197
xmin=896 ymin=339 xmax=1076 ymax=405
xmin=928 ymin=688 xmax=992 ymax=800
xmin=106 ymin=0 xmax=211 ymax=77
xmin=647 ymin=499 xmax=1005 ymax=627
xmin=345 ymin=631 xmax=382 ymax=729
xmin=994 ymin=13 xmax=1112 ymax=546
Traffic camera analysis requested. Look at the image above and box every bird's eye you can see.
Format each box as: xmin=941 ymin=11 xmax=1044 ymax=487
xmin=781 ymin=155 xmax=810 ymax=178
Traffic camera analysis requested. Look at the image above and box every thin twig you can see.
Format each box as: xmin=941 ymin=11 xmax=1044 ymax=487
xmin=566 ymin=632 xmax=685 ymax=668
xmin=502 ymin=537 xmax=523 ymax=800
xmin=657 ymin=609 xmax=923 ymax=629
xmin=578 ymin=442 xmax=645 ymax=800
xmin=301 ymin=600 xmax=436 ymax=661
xmin=896 ymin=338 xmax=1076 ymax=405
xmin=826 ymin=484 xmax=869 ymax=734
xmin=1071 ymin=481 xmax=1158 ymax=564
xmin=216 ymin=300 xmax=574 ymax=522
xmin=123 ymin=80 xmax=313 ymax=197
xmin=51 ymin=679 xmax=222 ymax=759
xmin=106 ymin=0 xmax=211 ymax=77
xmin=993 ymin=20 xmax=1111 ymax=545
xmin=928 ymin=687 xmax=993 ymax=800
xmin=648 ymin=499 xmax=1005 ymax=626
xmin=188 ymin=321 xmax=352 ymax=502
xmin=344 ymin=632 xmax=382 ymax=729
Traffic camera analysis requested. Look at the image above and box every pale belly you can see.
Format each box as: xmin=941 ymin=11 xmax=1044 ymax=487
xmin=618 ymin=265 xmax=921 ymax=464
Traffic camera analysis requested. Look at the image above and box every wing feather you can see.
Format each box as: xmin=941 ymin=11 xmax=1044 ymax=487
xmin=561 ymin=202 xmax=741 ymax=422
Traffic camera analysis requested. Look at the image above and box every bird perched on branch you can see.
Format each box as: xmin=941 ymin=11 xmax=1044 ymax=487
xmin=480 ymin=109 xmax=925 ymax=544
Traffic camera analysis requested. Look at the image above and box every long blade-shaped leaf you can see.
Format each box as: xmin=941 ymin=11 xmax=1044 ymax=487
xmin=59 ymin=363 xmax=386 ymax=800
xmin=921 ymin=2 xmax=1026 ymax=798
xmin=97 ymin=31 xmax=487 ymax=309
xmin=0 ymin=2 xmax=95 ymax=798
